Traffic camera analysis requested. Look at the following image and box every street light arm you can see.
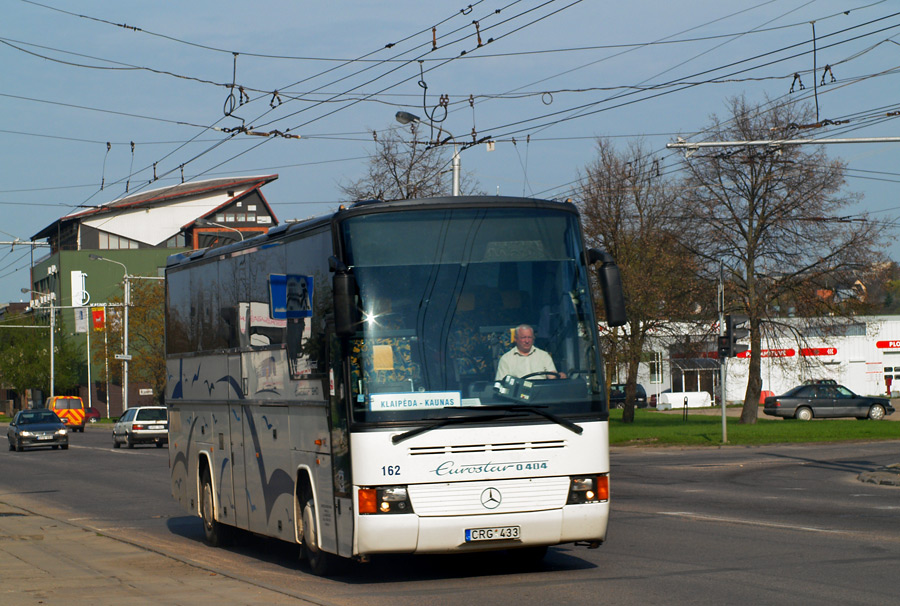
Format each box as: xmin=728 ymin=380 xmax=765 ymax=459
xmin=195 ymin=218 xmax=244 ymax=241
xmin=394 ymin=110 xmax=460 ymax=196
xmin=89 ymin=254 xmax=129 ymax=277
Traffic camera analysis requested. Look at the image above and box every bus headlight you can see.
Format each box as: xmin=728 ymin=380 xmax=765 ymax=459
xmin=568 ymin=474 xmax=609 ymax=504
xmin=358 ymin=486 xmax=413 ymax=514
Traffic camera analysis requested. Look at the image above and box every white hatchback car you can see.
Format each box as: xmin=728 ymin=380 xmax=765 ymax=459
xmin=112 ymin=406 xmax=168 ymax=448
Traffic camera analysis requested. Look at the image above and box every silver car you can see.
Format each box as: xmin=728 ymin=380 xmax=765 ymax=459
xmin=112 ymin=406 xmax=168 ymax=448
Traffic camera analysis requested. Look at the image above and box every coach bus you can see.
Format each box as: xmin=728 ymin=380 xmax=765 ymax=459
xmin=165 ymin=195 xmax=626 ymax=575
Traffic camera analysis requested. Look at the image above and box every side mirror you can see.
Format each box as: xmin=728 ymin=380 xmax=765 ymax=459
xmin=588 ymin=248 xmax=627 ymax=328
xmin=329 ymin=256 xmax=359 ymax=337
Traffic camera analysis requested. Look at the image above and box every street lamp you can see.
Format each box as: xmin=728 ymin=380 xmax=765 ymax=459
xmin=89 ymin=254 xmax=131 ymax=410
xmin=395 ymin=111 xmax=460 ymax=196
xmin=195 ymin=217 xmax=244 ymax=241
xmin=21 ymin=287 xmax=55 ymax=399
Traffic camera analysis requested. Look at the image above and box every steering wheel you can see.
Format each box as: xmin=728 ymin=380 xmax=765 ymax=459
xmin=519 ymin=371 xmax=561 ymax=380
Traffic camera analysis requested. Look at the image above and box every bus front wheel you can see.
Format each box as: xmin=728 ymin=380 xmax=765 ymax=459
xmin=301 ymin=496 xmax=338 ymax=576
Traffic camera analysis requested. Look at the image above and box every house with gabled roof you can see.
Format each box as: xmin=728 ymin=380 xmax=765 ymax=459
xmin=21 ymin=175 xmax=279 ymax=412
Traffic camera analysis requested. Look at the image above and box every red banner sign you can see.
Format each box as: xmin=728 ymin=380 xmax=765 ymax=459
xmin=876 ymin=340 xmax=900 ymax=349
xmin=91 ymin=307 xmax=105 ymax=331
xmin=800 ymin=347 xmax=837 ymax=357
xmin=736 ymin=348 xmax=796 ymax=359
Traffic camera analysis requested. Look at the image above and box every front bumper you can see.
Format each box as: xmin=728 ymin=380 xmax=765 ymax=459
xmin=15 ymin=434 xmax=68 ymax=449
xmin=356 ymin=502 xmax=608 ymax=555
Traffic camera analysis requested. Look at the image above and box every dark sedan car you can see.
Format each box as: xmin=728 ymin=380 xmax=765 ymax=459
xmin=7 ymin=409 xmax=70 ymax=451
xmin=763 ymin=383 xmax=895 ymax=421
xmin=610 ymin=383 xmax=648 ymax=409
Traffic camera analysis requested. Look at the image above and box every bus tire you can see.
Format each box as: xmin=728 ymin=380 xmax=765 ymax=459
xmin=301 ymin=495 xmax=338 ymax=576
xmin=200 ymin=468 xmax=231 ymax=547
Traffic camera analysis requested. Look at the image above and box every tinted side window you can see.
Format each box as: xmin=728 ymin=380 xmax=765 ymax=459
xmin=795 ymin=386 xmax=816 ymax=398
xmin=219 ymin=253 xmax=248 ymax=349
xmin=196 ymin=258 xmax=225 ymax=352
xmin=283 ymin=230 xmax=333 ymax=382
xmin=253 ymin=243 xmax=288 ymax=347
xmin=166 ymin=268 xmax=194 ymax=354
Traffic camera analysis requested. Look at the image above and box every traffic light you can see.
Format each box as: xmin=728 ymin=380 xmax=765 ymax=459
xmin=719 ymin=314 xmax=750 ymax=358
xmin=717 ymin=334 xmax=732 ymax=358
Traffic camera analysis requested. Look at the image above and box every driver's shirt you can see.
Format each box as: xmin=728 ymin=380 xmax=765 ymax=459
xmin=495 ymin=346 xmax=557 ymax=380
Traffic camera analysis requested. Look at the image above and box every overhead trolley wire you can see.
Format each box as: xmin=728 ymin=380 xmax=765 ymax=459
xmin=480 ymin=12 xmax=900 ymax=141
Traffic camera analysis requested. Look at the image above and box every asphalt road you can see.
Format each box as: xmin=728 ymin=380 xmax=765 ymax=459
xmin=1 ymin=424 xmax=898 ymax=605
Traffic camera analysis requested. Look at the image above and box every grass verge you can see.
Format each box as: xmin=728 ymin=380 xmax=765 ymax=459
xmin=609 ymin=408 xmax=900 ymax=447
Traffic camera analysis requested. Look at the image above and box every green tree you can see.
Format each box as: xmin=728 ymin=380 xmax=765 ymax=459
xmin=91 ymin=280 xmax=166 ymax=404
xmin=0 ymin=311 xmax=80 ymax=408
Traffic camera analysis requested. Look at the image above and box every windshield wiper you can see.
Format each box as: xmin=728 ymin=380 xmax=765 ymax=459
xmin=391 ymin=404 xmax=584 ymax=445
xmin=458 ymin=404 xmax=584 ymax=435
xmin=392 ymin=413 xmax=518 ymax=444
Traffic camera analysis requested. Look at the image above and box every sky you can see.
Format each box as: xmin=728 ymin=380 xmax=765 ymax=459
xmin=2 ymin=0 xmax=900 ymax=303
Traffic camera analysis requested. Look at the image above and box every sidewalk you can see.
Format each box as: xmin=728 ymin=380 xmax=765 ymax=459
xmin=0 ymin=500 xmax=313 ymax=606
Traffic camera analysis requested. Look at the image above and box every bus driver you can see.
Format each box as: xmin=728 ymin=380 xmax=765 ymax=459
xmin=495 ymin=324 xmax=566 ymax=380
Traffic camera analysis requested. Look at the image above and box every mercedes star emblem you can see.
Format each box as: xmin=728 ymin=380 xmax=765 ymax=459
xmin=480 ymin=487 xmax=502 ymax=509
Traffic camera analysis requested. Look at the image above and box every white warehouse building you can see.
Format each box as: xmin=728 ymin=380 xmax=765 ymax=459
xmin=632 ymin=316 xmax=900 ymax=404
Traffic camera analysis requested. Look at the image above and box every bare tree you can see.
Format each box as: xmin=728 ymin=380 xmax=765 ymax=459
xmin=679 ymin=96 xmax=886 ymax=423
xmin=340 ymin=123 xmax=478 ymax=200
xmin=578 ymin=139 xmax=707 ymax=423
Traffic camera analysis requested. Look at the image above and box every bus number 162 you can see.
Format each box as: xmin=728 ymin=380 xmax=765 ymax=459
xmin=382 ymin=465 xmax=401 ymax=476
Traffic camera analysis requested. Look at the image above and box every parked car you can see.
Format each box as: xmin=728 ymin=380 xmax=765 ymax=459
xmin=44 ymin=395 xmax=86 ymax=432
xmin=763 ymin=383 xmax=894 ymax=421
xmin=609 ymin=383 xmax=648 ymax=409
xmin=112 ymin=406 xmax=168 ymax=448
xmin=85 ymin=407 xmax=101 ymax=423
xmin=7 ymin=409 xmax=69 ymax=451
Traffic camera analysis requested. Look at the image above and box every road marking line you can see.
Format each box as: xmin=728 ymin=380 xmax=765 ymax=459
xmin=68 ymin=444 xmax=164 ymax=454
xmin=657 ymin=511 xmax=844 ymax=534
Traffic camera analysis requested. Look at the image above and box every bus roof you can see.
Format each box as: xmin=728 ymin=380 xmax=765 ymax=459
xmin=166 ymin=195 xmax=576 ymax=270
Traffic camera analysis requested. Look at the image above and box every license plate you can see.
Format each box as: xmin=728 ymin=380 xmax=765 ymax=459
xmin=465 ymin=526 xmax=520 ymax=542
xmin=37 ymin=435 xmax=52 ymax=440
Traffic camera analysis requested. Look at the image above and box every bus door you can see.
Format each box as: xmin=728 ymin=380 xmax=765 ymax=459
xmin=328 ymin=332 xmax=354 ymax=558
xmin=227 ymin=353 xmax=250 ymax=529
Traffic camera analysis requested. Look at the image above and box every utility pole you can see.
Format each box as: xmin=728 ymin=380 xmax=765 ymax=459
xmin=718 ymin=261 xmax=727 ymax=444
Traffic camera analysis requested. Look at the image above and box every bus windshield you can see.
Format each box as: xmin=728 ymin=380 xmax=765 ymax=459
xmin=340 ymin=206 xmax=606 ymax=425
